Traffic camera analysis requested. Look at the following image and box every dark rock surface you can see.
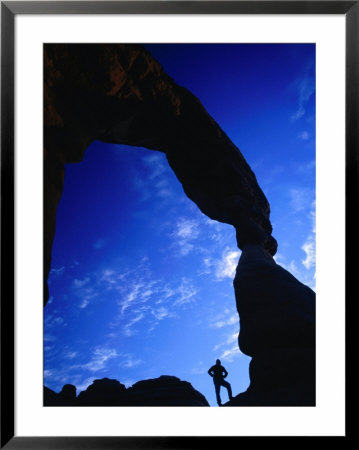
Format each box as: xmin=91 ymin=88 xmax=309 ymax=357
xmin=44 ymin=376 xmax=209 ymax=407
xmin=44 ymin=44 xmax=315 ymax=407
xmin=44 ymin=386 xmax=60 ymax=406
xmin=229 ymin=244 xmax=316 ymax=406
xmin=58 ymin=383 xmax=77 ymax=404
xmin=76 ymin=378 xmax=127 ymax=406
xmin=126 ymin=375 xmax=209 ymax=406
xmin=44 ymin=385 xmax=77 ymax=406
xmin=224 ymin=379 xmax=315 ymax=407
xmin=44 ymin=43 xmax=276 ymax=304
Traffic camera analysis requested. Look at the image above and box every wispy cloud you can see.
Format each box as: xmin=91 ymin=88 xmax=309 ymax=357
xmin=175 ymin=218 xmax=199 ymax=239
xmin=274 ymin=251 xmax=315 ymax=291
xmin=297 ymin=160 xmax=315 ymax=172
xmin=215 ymin=247 xmax=241 ymax=280
xmin=142 ymin=152 xmax=168 ymax=180
xmin=173 ymin=278 xmax=198 ymax=306
xmin=44 ymin=369 xmax=54 ymax=378
xmin=65 ymin=351 xmax=78 ymax=359
xmin=291 ymin=76 xmax=315 ymax=121
xmin=275 ymin=200 xmax=316 ymax=282
xmin=310 ymin=201 xmax=316 ymax=233
xmin=44 ymin=345 xmax=54 ymax=353
xmin=219 ymin=346 xmax=241 ymax=362
xmin=55 ymin=253 xmax=201 ymax=352
xmin=50 ymin=266 xmax=65 ymax=277
xmin=101 ymin=268 xmax=128 ymax=290
xmin=301 ymin=202 xmax=316 ymax=271
xmin=151 ymin=306 xmax=173 ymax=320
xmin=45 ymin=313 xmax=65 ymax=328
xmin=76 ymin=377 xmax=96 ymax=393
xmin=44 ymin=334 xmax=56 ymax=342
xmin=71 ymin=276 xmax=97 ymax=309
xmin=79 ymin=298 xmax=90 ymax=309
xmin=123 ymin=312 xmax=145 ymax=336
xmin=275 ymin=254 xmax=302 ymax=278
xmin=44 ymin=368 xmax=80 ymax=392
xmin=72 ymin=347 xmax=118 ymax=373
xmin=204 ymin=217 xmax=235 ymax=247
xmin=133 ymin=152 xmax=175 ymax=204
xmin=301 ymin=236 xmax=316 ymax=269
xmin=93 ymin=238 xmax=106 ymax=250
xmin=100 ymin=258 xmax=198 ymax=336
xmin=120 ymin=281 xmax=151 ymax=314
xmin=212 ymin=331 xmax=241 ymax=362
xmin=200 ymin=257 xmax=213 ymax=276
xmin=120 ymin=357 xmax=143 ymax=368
xmin=170 ymin=218 xmax=200 ymax=256
xmin=211 ymin=315 xmax=238 ymax=329
xmin=298 ymin=131 xmax=310 ymax=140
xmin=72 ymin=277 xmax=90 ymax=288
xmin=49 ymin=260 xmax=80 ymax=282
xmin=210 ymin=307 xmax=239 ymax=334
xmin=289 ymin=188 xmax=314 ymax=213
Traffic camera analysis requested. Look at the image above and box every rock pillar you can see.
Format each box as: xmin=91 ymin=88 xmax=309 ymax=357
xmin=229 ymin=243 xmax=315 ymax=406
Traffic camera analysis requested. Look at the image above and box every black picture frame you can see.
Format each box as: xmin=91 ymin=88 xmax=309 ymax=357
xmin=1 ymin=1 xmax=355 ymax=447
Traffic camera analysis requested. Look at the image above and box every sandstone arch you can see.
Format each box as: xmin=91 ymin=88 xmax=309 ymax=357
xmin=44 ymin=44 xmax=315 ymax=405
xmin=44 ymin=44 xmax=277 ymax=301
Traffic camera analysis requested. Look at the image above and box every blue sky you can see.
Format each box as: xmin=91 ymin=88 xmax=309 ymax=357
xmin=44 ymin=44 xmax=315 ymax=407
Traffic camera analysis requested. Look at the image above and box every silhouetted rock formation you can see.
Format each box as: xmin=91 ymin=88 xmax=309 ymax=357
xmin=76 ymin=378 xmax=127 ymax=406
xmin=44 ymin=386 xmax=60 ymax=406
xmin=44 ymin=385 xmax=77 ymax=406
xmin=44 ymin=43 xmax=276 ymax=304
xmin=44 ymin=376 xmax=209 ymax=407
xmin=126 ymin=375 xmax=209 ymax=406
xmin=44 ymin=44 xmax=316 ymax=407
xmin=226 ymin=244 xmax=316 ymax=406
xmin=59 ymin=383 xmax=77 ymax=404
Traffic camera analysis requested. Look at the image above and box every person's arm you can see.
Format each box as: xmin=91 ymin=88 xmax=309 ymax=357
xmin=223 ymin=367 xmax=228 ymax=378
xmin=208 ymin=366 xmax=214 ymax=377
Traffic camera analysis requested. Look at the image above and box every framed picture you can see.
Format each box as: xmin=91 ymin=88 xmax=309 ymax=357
xmin=1 ymin=1 xmax=354 ymax=447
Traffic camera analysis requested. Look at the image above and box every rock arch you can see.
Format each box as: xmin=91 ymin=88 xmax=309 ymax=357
xmin=44 ymin=44 xmax=315 ymax=405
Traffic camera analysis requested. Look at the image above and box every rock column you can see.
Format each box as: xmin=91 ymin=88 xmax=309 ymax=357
xmin=230 ymin=243 xmax=316 ymax=406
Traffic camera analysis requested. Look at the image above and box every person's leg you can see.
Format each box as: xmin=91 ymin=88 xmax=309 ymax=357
xmin=221 ymin=379 xmax=233 ymax=401
xmin=214 ymin=381 xmax=222 ymax=405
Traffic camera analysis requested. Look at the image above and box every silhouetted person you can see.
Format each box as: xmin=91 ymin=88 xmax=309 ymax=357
xmin=208 ymin=359 xmax=233 ymax=406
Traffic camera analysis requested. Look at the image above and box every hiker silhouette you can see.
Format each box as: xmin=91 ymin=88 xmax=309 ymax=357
xmin=208 ymin=359 xmax=233 ymax=406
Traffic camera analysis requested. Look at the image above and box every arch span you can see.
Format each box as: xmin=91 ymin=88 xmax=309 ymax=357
xmin=44 ymin=44 xmax=315 ymax=406
xmin=44 ymin=43 xmax=277 ymax=303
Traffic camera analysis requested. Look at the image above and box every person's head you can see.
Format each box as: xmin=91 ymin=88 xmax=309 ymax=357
xmin=216 ymin=359 xmax=221 ymax=365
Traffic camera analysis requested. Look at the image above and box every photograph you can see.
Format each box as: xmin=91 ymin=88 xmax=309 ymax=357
xmin=43 ymin=43 xmax=316 ymax=408
xmin=1 ymin=1 xmax=353 ymax=445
